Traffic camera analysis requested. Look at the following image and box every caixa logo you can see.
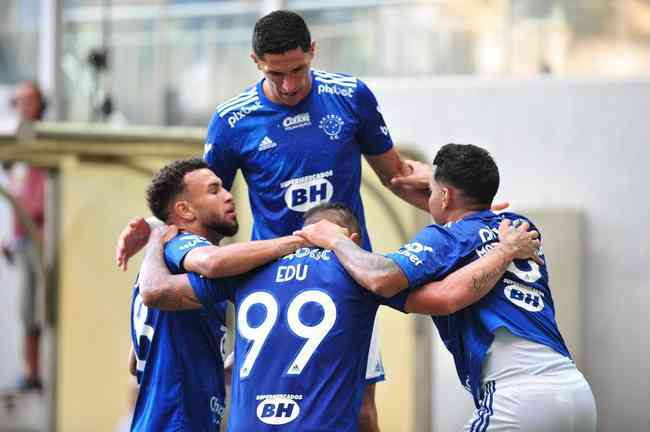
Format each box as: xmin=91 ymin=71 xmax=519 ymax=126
xmin=504 ymin=284 xmax=545 ymax=312
xmin=284 ymin=178 xmax=334 ymax=212
xmin=256 ymin=398 xmax=300 ymax=425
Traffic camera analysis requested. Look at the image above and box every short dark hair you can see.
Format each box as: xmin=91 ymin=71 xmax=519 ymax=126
xmin=147 ymin=158 xmax=208 ymax=222
xmin=252 ymin=10 xmax=311 ymax=58
xmin=433 ymin=143 xmax=499 ymax=207
xmin=303 ymin=202 xmax=361 ymax=238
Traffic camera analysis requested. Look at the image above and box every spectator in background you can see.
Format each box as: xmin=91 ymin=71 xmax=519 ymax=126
xmin=1 ymin=80 xmax=47 ymax=391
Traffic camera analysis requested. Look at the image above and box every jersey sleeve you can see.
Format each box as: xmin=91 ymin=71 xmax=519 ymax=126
xmin=385 ymin=225 xmax=461 ymax=290
xmin=164 ymin=234 xmax=212 ymax=273
xmin=204 ymin=111 xmax=239 ymax=190
xmin=188 ymin=272 xmax=234 ymax=306
xmin=355 ymin=79 xmax=394 ymax=156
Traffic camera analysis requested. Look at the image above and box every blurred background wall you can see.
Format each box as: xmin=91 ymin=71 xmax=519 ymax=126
xmin=1 ymin=1 xmax=649 ymax=431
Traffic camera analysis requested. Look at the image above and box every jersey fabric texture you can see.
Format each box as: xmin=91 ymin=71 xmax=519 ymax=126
xmin=385 ymin=210 xmax=572 ymax=407
xmin=130 ymin=233 xmax=228 ymax=431
xmin=204 ymin=69 xmax=393 ymax=250
xmin=189 ymin=247 xmax=407 ymax=431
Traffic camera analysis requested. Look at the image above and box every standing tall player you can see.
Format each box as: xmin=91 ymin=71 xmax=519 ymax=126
xmin=138 ymin=201 xmax=540 ymax=431
xmin=296 ymin=144 xmax=598 ymax=431
xmin=130 ymin=159 xmax=305 ymax=431
xmin=116 ymin=10 xmax=432 ymax=429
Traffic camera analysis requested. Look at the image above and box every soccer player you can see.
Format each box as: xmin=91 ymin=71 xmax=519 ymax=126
xmin=295 ymin=144 xmax=598 ymax=431
xmin=116 ymin=10 xmax=434 ymax=428
xmin=129 ymin=159 xmax=305 ymax=431
xmin=137 ymin=200 xmax=539 ymax=432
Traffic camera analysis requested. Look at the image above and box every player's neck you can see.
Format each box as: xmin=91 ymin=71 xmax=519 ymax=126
xmin=445 ymin=207 xmax=488 ymax=223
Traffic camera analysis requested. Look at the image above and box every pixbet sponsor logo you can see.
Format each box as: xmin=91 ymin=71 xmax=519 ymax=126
xmin=227 ymin=100 xmax=262 ymax=128
xmin=318 ymin=83 xmax=354 ymax=97
xmin=256 ymin=396 xmax=301 ymax=425
xmin=283 ymin=112 xmax=311 ymax=131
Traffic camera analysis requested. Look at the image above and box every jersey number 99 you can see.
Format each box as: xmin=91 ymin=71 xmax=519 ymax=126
xmin=237 ymin=290 xmax=336 ymax=379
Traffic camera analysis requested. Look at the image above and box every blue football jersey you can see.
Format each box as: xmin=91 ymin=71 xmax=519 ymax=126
xmin=189 ymin=247 xmax=407 ymax=431
xmin=130 ymin=233 xmax=228 ymax=431
xmin=385 ymin=210 xmax=571 ymax=406
xmin=204 ymin=69 xmax=393 ymax=250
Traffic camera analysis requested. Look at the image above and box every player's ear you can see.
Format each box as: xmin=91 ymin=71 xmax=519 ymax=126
xmin=308 ymin=41 xmax=316 ymax=58
xmin=350 ymin=232 xmax=361 ymax=245
xmin=251 ymin=53 xmax=261 ymax=69
xmin=174 ymin=200 xmax=195 ymax=222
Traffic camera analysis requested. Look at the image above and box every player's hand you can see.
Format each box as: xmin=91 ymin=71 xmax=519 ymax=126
xmin=390 ymin=159 xmax=431 ymax=190
xmin=116 ymin=217 xmax=151 ymax=272
xmin=293 ymin=220 xmax=350 ymax=250
xmin=497 ymin=219 xmax=543 ymax=265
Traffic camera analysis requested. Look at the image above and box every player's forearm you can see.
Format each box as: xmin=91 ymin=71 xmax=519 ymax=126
xmin=186 ymin=236 xmax=303 ymax=278
xmin=387 ymin=185 xmax=430 ymax=211
xmin=140 ymin=240 xmax=201 ymax=311
xmin=329 ymin=237 xmax=408 ymax=297
xmin=405 ymin=243 xmax=515 ymax=315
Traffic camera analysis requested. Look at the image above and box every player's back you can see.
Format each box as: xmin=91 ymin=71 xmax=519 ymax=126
xmin=225 ymin=247 xmax=383 ymax=431
xmin=130 ymin=234 xmax=227 ymax=431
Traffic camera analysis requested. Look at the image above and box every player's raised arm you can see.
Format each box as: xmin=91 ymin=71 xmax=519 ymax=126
xmin=404 ymin=219 xmax=541 ymax=315
xmin=365 ymin=150 xmax=431 ymax=211
xmin=139 ymin=226 xmax=203 ymax=311
xmin=294 ymin=219 xmax=409 ymax=297
xmin=183 ymin=235 xmax=305 ymax=278
xmin=116 ymin=216 xmax=161 ymax=271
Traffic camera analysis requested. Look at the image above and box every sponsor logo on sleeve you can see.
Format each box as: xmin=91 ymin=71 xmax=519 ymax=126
xmin=397 ymin=242 xmax=434 ymax=266
xmin=317 ymin=83 xmax=354 ymax=97
xmin=226 ymin=100 xmax=262 ymax=128
xmin=256 ymin=394 xmax=302 ymax=425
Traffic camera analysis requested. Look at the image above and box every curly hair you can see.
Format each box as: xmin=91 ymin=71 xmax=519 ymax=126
xmin=433 ymin=143 xmax=500 ymax=207
xmin=252 ymin=10 xmax=311 ymax=58
xmin=146 ymin=158 xmax=208 ymax=222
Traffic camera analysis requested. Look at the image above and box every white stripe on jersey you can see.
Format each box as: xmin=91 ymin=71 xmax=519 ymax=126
xmin=313 ymin=69 xmax=357 ymax=84
xmin=216 ymin=87 xmax=257 ymax=112
xmin=314 ymin=76 xmax=357 ymax=88
xmin=218 ymin=95 xmax=260 ymax=117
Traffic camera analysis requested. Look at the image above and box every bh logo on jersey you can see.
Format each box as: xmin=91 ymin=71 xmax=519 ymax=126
xmin=319 ymin=114 xmax=344 ymax=140
xmin=504 ymin=284 xmax=545 ymax=312
xmin=256 ymin=397 xmax=301 ymax=425
xmin=282 ymin=171 xmax=335 ymax=212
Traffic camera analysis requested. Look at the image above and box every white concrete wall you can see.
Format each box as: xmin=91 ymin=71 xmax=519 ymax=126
xmin=368 ymin=76 xmax=650 ymax=432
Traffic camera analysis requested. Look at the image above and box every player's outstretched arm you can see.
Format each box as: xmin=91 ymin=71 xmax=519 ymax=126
xmin=294 ymin=220 xmax=408 ymax=297
xmin=116 ymin=217 xmax=162 ymax=271
xmin=365 ymin=150 xmax=430 ymax=211
xmin=139 ymin=226 xmax=203 ymax=311
xmin=404 ymin=220 xmax=541 ymax=315
xmin=183 ymin=235 xmax=305 ymax=278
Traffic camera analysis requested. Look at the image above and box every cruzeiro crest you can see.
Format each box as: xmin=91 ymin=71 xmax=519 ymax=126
xmin=319 ymin=114 xmax=344 ymax=140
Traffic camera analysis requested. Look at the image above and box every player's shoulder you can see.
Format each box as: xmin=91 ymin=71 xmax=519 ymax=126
xmin=165 ymin=232 xmax=212 ymax=253
xmin=312 ymin=68 xmax=364 ymax=100
xmin=209 ymin=83 xmax=263 ymax=131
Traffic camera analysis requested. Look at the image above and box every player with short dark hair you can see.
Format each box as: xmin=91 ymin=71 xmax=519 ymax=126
xmin=115 ymin=10 xmax=435 ymax=429
xmin=297 ymin=143 xmax=598 ymax=431
xmin=130 ymin=158 xmax=304 ymax=431
xmin=136 ymin=199 xmax=539 ymax=431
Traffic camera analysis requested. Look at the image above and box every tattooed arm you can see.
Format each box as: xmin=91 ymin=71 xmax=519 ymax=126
xmin=294 ymin=219 xmax=408 ymax=297
xmin=139 ymin=227 xmax=202 ymax=311
xmin=404 ymin=219 xmax=541 ymax=315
